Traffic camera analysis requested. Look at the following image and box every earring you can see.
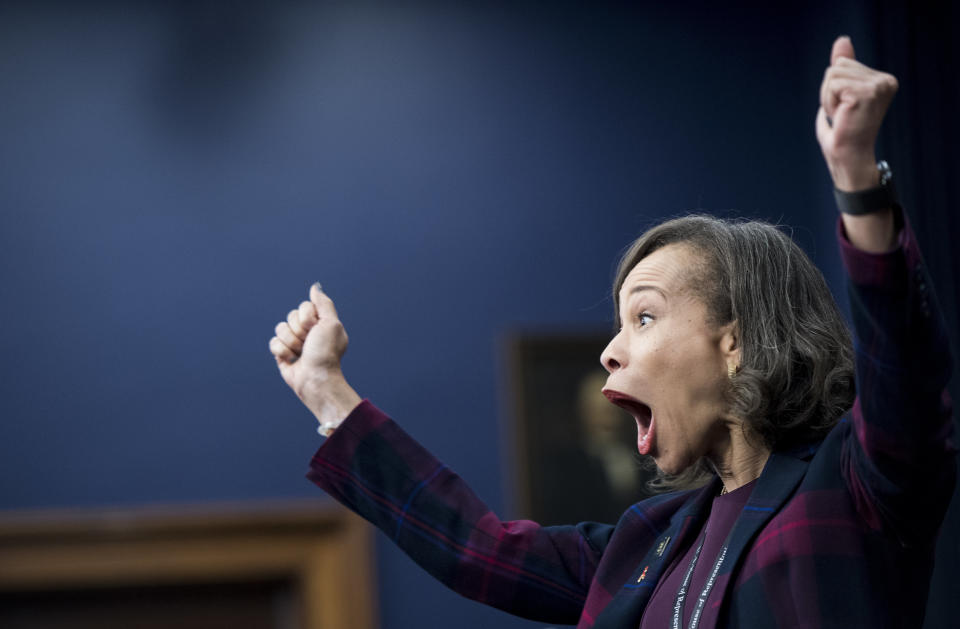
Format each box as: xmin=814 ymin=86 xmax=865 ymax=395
xmin=728 ymin=364 xmax=739 ymax=379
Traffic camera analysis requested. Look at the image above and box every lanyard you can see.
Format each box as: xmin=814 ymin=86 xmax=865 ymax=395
xmin=670 ymin=527 xmax=733 ymax=629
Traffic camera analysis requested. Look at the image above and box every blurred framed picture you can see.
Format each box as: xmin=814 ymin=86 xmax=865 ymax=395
xmin=506 ymin=332 xmax=655 ymax=526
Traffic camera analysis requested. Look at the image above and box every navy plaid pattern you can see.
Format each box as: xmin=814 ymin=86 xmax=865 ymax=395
xmin=307 ymin=212 xmax=955 ymax=628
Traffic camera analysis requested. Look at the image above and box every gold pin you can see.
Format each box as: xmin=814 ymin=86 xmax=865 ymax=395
xmin=637 ymin=566 xmax=649 ymax=582
xmin=656 ymin=536 xmax=671 ymax=557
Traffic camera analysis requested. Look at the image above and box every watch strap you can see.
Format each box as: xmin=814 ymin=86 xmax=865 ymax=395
xmin=833 ymin=161 xmax=898 ymax=215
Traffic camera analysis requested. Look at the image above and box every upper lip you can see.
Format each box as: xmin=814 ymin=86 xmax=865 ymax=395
xmin=603 ymin=389 xmax=653 ymax=432
xmin=602 ymin=389 xmax=650 ymax=416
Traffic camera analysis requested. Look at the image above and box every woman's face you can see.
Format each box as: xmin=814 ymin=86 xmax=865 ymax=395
xmin=600 ymin=243 xmax=739 ymax=475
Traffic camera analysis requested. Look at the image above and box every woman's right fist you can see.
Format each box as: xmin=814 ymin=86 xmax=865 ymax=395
xmin=269 ymin=284 xmax=360 ymax=426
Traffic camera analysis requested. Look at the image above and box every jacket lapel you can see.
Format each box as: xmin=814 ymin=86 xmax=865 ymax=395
xmin=709 ymin=451 xmax=811 ymax=609
xmin=591 ymin=450 xmax=812 ymax=629
xmin=591 ymin=480 xmax=719 ymax=629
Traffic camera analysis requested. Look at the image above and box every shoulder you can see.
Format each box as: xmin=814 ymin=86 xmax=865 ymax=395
xmin=612 ymin=487 xmax=702 ymax=533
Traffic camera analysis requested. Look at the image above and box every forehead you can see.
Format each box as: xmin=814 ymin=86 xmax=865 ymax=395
xmin=619 ymin=243 xmax=701 ymax=300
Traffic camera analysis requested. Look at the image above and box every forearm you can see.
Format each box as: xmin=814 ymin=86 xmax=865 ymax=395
xmin=839 ymin=214 xmax=955 ymax=542
xmin=307 ymin=400 xmax=594 ymax=623
xmin=840 ymin=209 xmax=897 ymax=253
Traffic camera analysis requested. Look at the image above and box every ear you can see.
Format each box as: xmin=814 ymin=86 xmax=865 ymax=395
xmin=719 ymin=320 xmax=741 ymax=373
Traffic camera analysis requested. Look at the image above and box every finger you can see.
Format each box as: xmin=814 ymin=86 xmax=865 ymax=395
xmin=275 ymin=321 xmax=304 ymax=353
xmin=269 ymin=336 xmax=297 ymax=363
xmin=298 ymin=300 xmax=319 ymax=329
xmin=825 ymin=57 xmax=872 ymax=78
xmin=821 ymin=73 xmax=842 ymax=120
xmin=821 ymin=64 xmax=872 ymax=106
xmin=822 ymin=77 xmax=865 ymax=120
xmin=815 ymin=106 xmax=831 ymax=146
xmin=831 ymin=35 xmax=855 ymax=65
xmin=828 ymin=70 xmax=899 ymax=109
xmin=310 ymin=282 xmax=339 ymax=320
xmin=289 ymin=305 xmax=317 ymax=341
xmin=287 ymin=309 xmax=306 ymax=340
xmin=820 ymin=67 xmax=832 ymax=113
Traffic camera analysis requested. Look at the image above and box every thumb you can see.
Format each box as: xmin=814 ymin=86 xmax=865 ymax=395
xmin=310 ymin=283 xmax=340 ymax=321
xmin=831 ymin=36 xmax=855 ymax=65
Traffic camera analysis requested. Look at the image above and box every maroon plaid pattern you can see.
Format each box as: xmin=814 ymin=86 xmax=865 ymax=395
xmin=307 ymin=211 xmax=955 ymax=628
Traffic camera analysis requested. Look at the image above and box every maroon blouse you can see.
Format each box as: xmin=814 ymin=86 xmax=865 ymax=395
xmin=640 ymin=479 xmax=758 ymax=628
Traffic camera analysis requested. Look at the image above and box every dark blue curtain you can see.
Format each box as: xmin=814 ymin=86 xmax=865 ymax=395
xmin=869 ymin=3 xmax=960 ymax=628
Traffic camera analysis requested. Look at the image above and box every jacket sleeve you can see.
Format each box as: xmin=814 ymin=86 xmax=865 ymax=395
xmin=306 ymin=400 xmax=615 ymax=624
xmin=838 ymin=208 xmax=956 ymax=546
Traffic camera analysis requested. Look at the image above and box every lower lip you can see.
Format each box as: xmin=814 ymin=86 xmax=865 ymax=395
xmin=637 ymin=416 xmax=655 ymax=455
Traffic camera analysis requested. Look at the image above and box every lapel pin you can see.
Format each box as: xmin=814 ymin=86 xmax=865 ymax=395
xmin=656 ymin=536 xmax=671 ymax=557
xmin=637 ymin=566 xmax=649 ymax=582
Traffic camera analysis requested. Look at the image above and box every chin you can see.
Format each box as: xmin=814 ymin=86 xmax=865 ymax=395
xmin=654 ymin=454 xmax=696 ymax=477
xmin=655 ymin=461 xmax=683 ymax=476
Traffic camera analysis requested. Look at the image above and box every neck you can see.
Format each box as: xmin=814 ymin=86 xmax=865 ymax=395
xmin=708 ymin=422 xmax=771 ymax=494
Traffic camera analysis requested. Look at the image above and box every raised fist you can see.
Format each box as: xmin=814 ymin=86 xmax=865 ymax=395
xmin=269 ymin=284 xmax=360 ymax=426
xmin=816 ymin=36 xmax=899 ymax=191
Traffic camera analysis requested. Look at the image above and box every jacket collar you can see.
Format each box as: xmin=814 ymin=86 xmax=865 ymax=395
xmin=591 ymin=449 xmax=812 ymax=628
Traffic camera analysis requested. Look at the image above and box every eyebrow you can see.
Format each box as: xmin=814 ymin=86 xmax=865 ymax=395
xmin=628 ymin=284 xmax=667 ymax=299
xmin=617 ymin=284 xmax=668 ymax=328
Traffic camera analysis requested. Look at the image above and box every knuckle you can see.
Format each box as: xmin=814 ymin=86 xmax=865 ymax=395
xmin=299 ymin=301 xmax=317 ymax=320
xmin=870 ymin=74 xmax=897 ymax=97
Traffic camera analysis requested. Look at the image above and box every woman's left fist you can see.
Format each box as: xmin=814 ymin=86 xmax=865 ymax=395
xmin=816 ymin=36 xmax=899 ymax=191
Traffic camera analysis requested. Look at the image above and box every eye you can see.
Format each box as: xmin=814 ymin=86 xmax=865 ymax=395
xmin=637 ymin=312 xmax=654 ymax=327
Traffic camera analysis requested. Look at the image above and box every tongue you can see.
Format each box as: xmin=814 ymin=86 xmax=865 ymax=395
xmin=637 ymin=416 xmax=655 ymax=455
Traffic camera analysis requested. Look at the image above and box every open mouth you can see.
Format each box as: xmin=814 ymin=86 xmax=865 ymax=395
xmin=602 ymin=389 xmax=655 ymax=455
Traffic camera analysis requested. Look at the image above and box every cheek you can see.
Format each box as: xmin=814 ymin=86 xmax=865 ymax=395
xmin=655 ymin=338 xmax=726 ymax=411
xmin=651 ymin=335 xmax=709 ymax=380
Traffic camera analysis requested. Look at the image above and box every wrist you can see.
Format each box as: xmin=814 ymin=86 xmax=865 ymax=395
xmin=828 ymin=155 xmax=880 ymax=192
xmin=301 ymin=371 xmax=362 ymax=427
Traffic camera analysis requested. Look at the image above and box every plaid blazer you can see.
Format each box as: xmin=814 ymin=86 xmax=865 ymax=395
xmin=307 ymin=214 xmax=955 ymax=628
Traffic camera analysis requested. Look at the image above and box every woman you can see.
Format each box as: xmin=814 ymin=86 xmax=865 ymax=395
xmin=268 ymin=37 xmax=954 ymax=628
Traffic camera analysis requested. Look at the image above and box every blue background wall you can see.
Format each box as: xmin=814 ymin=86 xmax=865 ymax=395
xmin=1 ymin=2 xmax=956 ymax=628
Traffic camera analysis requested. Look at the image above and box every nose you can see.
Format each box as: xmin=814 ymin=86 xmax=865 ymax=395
xmin=600 ymin=332 xmax=625 ymax=373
